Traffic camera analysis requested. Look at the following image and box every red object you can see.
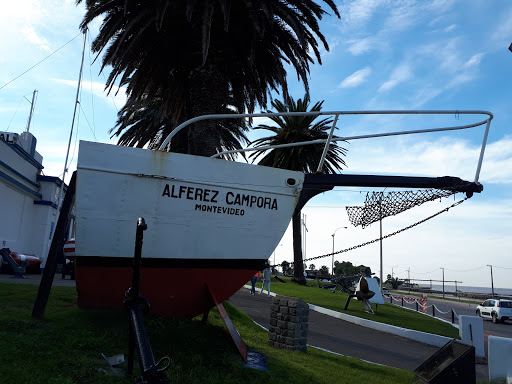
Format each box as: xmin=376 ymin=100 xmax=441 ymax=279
xmin=6 ymin=252 xmax=42 ymax=272
xmin=75 ymin=265 xmax=257 ymax=318
xmin=63 ymin=239 xmax=76 ymax=257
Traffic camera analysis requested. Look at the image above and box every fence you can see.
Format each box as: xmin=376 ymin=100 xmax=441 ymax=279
xmin=389 ymin=294 xmax=459 ymax=324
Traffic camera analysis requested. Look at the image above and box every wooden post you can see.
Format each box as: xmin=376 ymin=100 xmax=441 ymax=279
xmin=32 ymin=172 xmax=76 ymax=319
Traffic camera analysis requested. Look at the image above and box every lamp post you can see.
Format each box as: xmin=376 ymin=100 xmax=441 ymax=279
xmin=487 ymin=264 xmax=495 ymax=298
xmin=331 ymin=226 xmax=347 ymax=278
xmin=273 ymin=243 xmax=283 ymax=274
xmin=441 ymin=267 xmax=445 ymax=298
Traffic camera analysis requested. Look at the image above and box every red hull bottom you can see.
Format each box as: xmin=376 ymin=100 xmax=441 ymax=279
xmin=75 ymin=266 xmax=256 ymax=318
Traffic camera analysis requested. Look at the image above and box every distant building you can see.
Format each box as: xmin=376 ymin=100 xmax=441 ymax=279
xmin=0 ymin=130 xmax=72 ymax=269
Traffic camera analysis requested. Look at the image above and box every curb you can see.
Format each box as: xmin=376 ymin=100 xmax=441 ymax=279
xmin=243 ymin=285 xmax=452 ymax=348
xmin=308 ymin=303 xmax=453 ymax=348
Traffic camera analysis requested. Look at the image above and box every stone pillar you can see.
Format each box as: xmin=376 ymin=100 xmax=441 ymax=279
xmin=268 ymin=295 xmax=309 ymax=352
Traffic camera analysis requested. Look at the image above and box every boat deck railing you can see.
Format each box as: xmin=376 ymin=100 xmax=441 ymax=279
xmin=158 ymin=110 xmax=493 ymax=183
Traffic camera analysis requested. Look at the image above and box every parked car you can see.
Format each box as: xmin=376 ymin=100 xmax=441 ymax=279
xmin=382 ymin=288 xmax=390 ymax=296
xmin=476 ymin=299 xmax=512 ymax=323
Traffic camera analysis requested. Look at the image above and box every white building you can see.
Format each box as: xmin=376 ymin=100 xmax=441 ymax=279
xmin=0 ymin=130 xmax=70 ymax=269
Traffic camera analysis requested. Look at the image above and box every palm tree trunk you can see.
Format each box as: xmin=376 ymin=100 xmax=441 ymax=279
xmin=292 ymin=210 xmax=306 ymax=285
xmin=187 ymin=65 xmax=228 ymax=157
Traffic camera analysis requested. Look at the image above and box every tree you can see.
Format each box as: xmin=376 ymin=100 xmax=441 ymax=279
xmin=388 ymin=277 xmax=403 ymax=289
xmin=109 ymin=95 xmax=249 ymax=159
xmin=319 ymin=265 xmax=329 ymax=276
xmin=78 ymin=0 xmax=340 ymax=156
xmin=251 ymin=95 xmax=347 ymax=285
xmin=309 ymin=264 xmax=316 ymax=270
xmin=281 ymin=260 xmax=291 ymax=275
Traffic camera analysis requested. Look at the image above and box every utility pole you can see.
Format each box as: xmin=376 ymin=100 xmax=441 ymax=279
xmin=441 ymin=267 xmax=445 ymax=298
xmin=487 ymin=264 xmax=495 ymax=298
xmin=301 ymin=214 xmax=308 ymax=262
xmin=407 ymin=267 xmax=410 ymax=293
xmin=379 ymin=193 xmax=383 ymax=291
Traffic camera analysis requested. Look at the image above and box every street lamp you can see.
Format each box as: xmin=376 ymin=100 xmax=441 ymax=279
xmin=331 ymin=226 xmax=347 ymax=278
xmin=273 ymin=243 xmax=283 ymax=273
xmin=441 ymin=267 xmax=445 ymax=298
xmin=487 ymin=264 xmax=495 ymax=298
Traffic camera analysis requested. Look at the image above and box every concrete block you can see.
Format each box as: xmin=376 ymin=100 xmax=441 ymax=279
xmin=458 ymin=315 xmax=485 ymax=358
xmin=488 ymin=335 xmax=512 ymax=383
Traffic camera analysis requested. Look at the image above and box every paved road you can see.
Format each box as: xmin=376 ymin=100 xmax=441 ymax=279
xmin=231 ymin=288 xmax=448 ymax=369
xmin=389 ymin=293 xmax=512 ymax=352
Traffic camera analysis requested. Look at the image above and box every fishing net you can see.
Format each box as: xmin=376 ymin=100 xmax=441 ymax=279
xmin=346 ymin=188 xmax=458 ymax=228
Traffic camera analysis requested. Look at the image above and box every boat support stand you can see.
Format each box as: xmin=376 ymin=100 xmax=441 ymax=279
xmin=124 ymin=218 xmax=171 ymax=383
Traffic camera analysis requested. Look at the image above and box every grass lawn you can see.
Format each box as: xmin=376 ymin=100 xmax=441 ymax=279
xmin=0 ymin=282 xmax=415 ymax=384
xmin=256 ymin=277 xmax=460 ymax=339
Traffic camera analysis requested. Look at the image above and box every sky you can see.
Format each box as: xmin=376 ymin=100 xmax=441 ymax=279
xmin=1 ymin=0 xmax=511 ymax=290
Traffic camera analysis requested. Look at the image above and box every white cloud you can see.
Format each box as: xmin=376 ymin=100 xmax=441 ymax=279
xmin=345 ymin=134 xmax=512 ymax=184
xmin=410 ymin=86 xmax=443 ymax=108
xmin=22 ymin=25 xmax=51 ymax=51
xmin=346 ymin=37 xmax=377 ymax=55
xmin=52 ymin=78 xmax=127 ymax=109
xmin=491 ymin=8 xmax=512 ymax=49
xmin=464 ymin=53 xmax=484 ymax=68
xmin=378 ymin=63 xmax=412 ymax=92
xmin=338 ymin=67 xmax=372 ymax=88
xmin=338 ymin=0 xmax=385 ymax=29
xmin=443 ymin=24 xmax=456 ymax=32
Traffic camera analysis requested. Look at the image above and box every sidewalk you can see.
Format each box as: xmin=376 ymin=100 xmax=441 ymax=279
xmin=0 ymin=272 xmax=76 ymax=287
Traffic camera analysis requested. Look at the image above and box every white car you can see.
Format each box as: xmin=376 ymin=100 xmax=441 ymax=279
xmin=476 ymin=299 xmax=512 ymax=323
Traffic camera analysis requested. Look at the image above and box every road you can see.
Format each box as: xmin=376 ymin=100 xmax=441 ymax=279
xmin=228 ymin=288 xmax=439 ymax=370
xmin=228 ymin=288 xmax=489 ymax=382
xmin=389 ymin=293 xmax=512 ymax=354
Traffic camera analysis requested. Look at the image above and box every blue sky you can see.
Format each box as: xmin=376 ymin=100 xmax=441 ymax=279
xmin=1 ymin=0 xmax=511 ymax=289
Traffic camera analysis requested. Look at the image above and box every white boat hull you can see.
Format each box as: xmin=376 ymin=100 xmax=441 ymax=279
xmin=75 ymin=141 xmax=304 ymax=317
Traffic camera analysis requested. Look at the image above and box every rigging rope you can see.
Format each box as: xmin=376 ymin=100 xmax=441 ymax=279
xmin=274 ymin=196 xmax=468 ymax=268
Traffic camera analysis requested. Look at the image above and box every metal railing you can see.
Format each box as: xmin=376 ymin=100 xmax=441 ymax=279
xmin=158 ymin=110 xmax=493 ymax=183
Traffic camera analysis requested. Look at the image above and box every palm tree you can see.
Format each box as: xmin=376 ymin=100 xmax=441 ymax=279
xmin=109 ymin=94 xmax=249 ymax=160
xmin=250 ymin=95 xmax=347 ymax=285
xmin=77 ymin=0 xmax=339 ymax=156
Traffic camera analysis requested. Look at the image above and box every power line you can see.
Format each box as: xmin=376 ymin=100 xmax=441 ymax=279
xmin=0 ymin=32 xmax=82 ymax=91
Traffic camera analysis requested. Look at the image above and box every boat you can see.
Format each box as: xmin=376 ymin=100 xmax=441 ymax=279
xmin=75 ymin=140 xmax=304 ymax=318
xmin=73 ymin=110 xmax=492 ymax=318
